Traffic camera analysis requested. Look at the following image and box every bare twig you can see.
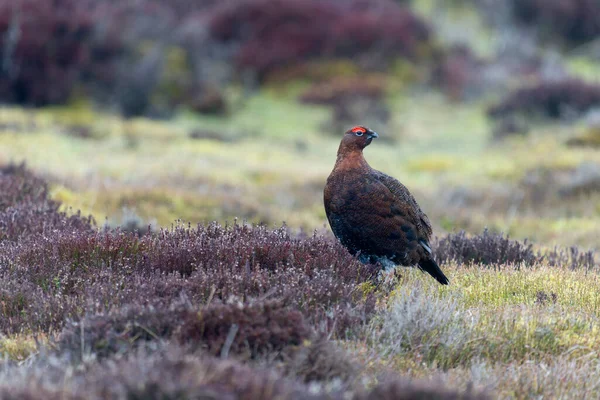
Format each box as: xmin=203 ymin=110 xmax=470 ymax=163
xmin=220 ymin=324 xmax=239 ymax=359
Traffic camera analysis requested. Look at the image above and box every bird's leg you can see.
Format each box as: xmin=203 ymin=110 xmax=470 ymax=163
xmin=378 ymin=257 xmax=397 ymax=272
xmin=358 ymin=253 xmax=371 ymax=264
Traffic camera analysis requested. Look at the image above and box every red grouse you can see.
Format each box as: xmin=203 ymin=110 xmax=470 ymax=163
xmin=324 ymin=126 xmax=449 ymax=285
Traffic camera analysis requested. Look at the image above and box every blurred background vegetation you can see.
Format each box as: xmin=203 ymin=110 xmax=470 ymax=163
xmin=1 ymin=0 xmax=600 ymax=248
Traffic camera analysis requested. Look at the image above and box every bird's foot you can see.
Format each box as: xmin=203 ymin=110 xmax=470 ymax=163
xmin=380 ymin=268 xmax=395 ymax=282
xmin=377 ymin=266 xmax=402 ymax=286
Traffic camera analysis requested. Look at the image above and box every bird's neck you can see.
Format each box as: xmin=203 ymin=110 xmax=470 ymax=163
xmin=334 ymin=149 xmax=370 ymax=172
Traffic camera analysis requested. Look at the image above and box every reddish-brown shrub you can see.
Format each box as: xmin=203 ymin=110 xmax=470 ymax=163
xmin=56 ymin=304 xmax=181 ymax=359
xmin=0 ymin=0 xmax=124 ymax=105
xmin=431 ymin=45 xmax=484 ymax=101
xmin=1 ymin=0 xmax=431 ymax=112
xmin=179 ymin=300 xmax=312 ymax=357
xmin=0 ymin=0 xmax=210 ymax=112
xmin=209 ymin=0 xmax=431 ymax=79
xmin=355 ymin=379 xmax=489 ymax=400
xmin=299 ymin=77 xmax=390 ymax=135
xmin=512 ymin=0 xmax=600 ymax=45
xmin=488 ymin=79 xmax=600 ymax=120
xmin=299 ymin=78 xmax=385 ymax=105
xmin=433 ymin=229 xmax=540 ymax=267
xmin=58 ymin=299 xmax=314 ymax=361
xmin=433 ymin=229 xmax=596 ymax=270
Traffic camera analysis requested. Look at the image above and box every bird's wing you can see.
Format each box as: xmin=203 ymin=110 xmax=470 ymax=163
xmin=371 ymin=170 xmax=433 ymax=241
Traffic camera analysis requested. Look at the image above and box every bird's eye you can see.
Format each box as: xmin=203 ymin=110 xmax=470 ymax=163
xmin=355 ymin=132 xmax=363 ymax=136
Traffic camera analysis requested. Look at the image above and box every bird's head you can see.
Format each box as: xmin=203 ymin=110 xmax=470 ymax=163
xmin=340 ymin=126 xmax=379 ymax=152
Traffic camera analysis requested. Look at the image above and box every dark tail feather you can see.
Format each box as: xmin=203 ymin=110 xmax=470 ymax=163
xmin=418 ymin=257 xmax=449 ymax=285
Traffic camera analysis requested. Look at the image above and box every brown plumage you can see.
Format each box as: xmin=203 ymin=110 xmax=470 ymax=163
xmin=324 ymin=126 xmax=449 ymax=285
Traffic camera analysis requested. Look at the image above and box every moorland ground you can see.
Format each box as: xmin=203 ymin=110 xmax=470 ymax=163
xmin=1 ymin=0 xmax=600 ymax=398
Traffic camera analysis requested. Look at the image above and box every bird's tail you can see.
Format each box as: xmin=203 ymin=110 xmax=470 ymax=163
xmin=418 ymin=257 xmax=449 ymax=285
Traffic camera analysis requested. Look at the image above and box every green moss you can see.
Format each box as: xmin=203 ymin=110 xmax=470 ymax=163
xmin=389 ymin=58 xmax=424 ymax=84
xmin=151 ymin=46 xmax=194 ymax=110
xmin=567 ymin=126 xmax=600 ymax=148
xmin=358 ymin=281 xmax=377 ymax=299
xmin=412 ymin=0 xmax=497 ymax=58
xmin=455 ymin=266 xmax=600 ymax=314
xmin=297 ymin=59 xmax=363 ymax=80
xmin=565 ymin=56 xmax=600 ymax=81
xmin=405 ymin=154 xmax=457 ymax=173
xmin=0 ymin=335 xmax=40 ymax=361
xmin=379 ymin=264 xmax=600 ymax=372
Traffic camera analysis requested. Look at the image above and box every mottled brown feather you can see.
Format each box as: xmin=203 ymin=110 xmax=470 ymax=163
xmin=324 ymin=126 xmax=449 ymax=285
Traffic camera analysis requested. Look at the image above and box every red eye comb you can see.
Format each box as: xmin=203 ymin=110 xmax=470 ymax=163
xmin=351 ymin=126 xmax=366 ymax=133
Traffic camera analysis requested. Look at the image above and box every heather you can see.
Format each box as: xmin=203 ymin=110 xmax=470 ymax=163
xmin=0 ymin=345 xmax=490 ymax=399
xmin=1 ymin=215 xmax=379 ymax=335
xmin=0 ymin=166 xmax=495 ymax=398
xmin=0 ymin=164 xmax=93 ymax=241
xmin=1 ymin=166 xmax=599 ymax=398
xmin=433 ymin=229 xmax=596 ymax=269
xmin=0 ymin=0 xmax=432 ymax=115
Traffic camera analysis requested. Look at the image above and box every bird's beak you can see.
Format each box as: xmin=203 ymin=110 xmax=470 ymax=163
xmin=368 ymin=131 xmax=379 ymax=139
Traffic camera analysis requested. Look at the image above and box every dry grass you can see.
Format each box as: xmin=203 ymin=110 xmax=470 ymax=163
xmin=346 ymin=263 xmax=600 ymax=398
xmin=2 ymin=90 xmax=600 ymax=248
